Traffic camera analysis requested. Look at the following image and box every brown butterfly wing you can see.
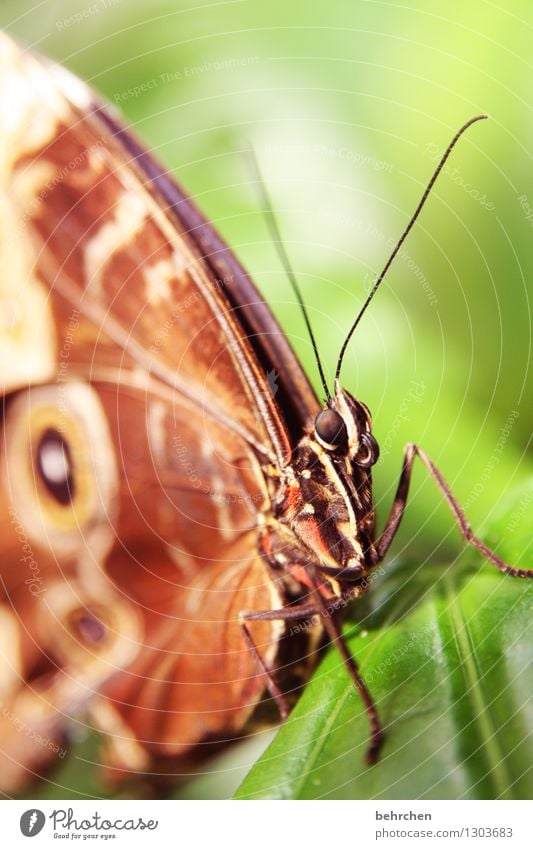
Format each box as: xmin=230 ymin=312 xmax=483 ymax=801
xmin=0 ymin=34 xmax=319 ymax=785
xmin=90 ymin=386 xmax=289 ymax=770
xmin=6 ymin=39 xmax=317 ymax=450
xmin=94 ymin=107 xmax=319 ymax=442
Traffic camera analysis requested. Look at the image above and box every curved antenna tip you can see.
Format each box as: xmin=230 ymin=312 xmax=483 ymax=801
xmin=334 ymin=114 xmax=489 ymax=384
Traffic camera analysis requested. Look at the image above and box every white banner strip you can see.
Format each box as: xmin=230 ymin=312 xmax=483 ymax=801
xmin=2 ymin=799 xmax=531 ymax=848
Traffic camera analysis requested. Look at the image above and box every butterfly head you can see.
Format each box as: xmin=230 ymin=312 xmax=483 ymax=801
xmin=313 ymin=381 xmax=379 ymax=468
xmin=283 ymin=382 xmax=380 ymax=590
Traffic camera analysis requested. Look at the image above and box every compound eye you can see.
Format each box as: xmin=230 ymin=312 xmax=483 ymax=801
xmin=355 ymin=431 xmax=380 ymax=467
xmin=37 ymin=429 xmax=75 ymax=506
xmin=314 ymin=409 xmax=348 ymax=451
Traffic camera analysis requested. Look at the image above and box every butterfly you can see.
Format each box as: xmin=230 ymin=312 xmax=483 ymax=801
xmin=0 ymin=32 xmax=530 ymax=794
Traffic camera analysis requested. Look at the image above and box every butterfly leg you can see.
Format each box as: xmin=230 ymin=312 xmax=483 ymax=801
xmin=254 ymin=526 xmax=384 ymax=763
xmin=305 ymin=584 xmax=383 ymax=765
xmin=239 ymin=603 xmax=321 ymax=720
xmin=241 ymin=598 xmax=383 ymax=764
xmin=377 ymin=442 xmax=533 ymax=577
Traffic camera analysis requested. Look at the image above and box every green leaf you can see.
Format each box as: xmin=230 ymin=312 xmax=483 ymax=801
xmin=235 ymin=480 xmax=533 ymax=799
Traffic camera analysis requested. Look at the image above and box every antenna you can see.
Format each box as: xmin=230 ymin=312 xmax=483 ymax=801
xmin=245 ymin=144 xmax=331 ymax=401
xmin=335 ymin=114 xmax=488 ymax=383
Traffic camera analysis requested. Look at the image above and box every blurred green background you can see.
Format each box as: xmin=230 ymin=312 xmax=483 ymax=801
xmin=1 ymin=0 xmax=531 ymax=797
